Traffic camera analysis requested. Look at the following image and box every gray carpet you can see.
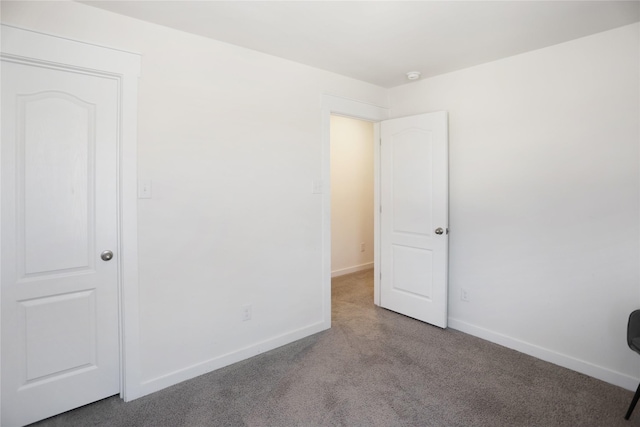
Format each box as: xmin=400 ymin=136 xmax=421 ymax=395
xmin=32 ymin=269 xmax=635 ymax=426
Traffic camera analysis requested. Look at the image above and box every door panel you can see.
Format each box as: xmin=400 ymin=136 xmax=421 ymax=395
xmin=21 ymin=92 xmax=95 ymax=275
xmin=391 ymin=128 xmax=432 ymax=235
xmin=392 ymin=244 xmax=433 ymax=298
xmin=22 ymin=290 xmax=97 ymax=381
xmin=380 ymin=112 xmax=448 ymax=327
xmin=2 ymin=58 xmax=120 ymax=426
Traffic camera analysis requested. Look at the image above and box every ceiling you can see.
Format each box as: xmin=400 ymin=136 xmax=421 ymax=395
xmin=81 ymin=1 xmax=640 ymax=88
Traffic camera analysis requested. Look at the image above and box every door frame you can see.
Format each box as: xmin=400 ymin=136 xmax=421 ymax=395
xmin=321 ymin=94 xmax=389 ymax=325
xmin=0 ymin=24 xmax=143 ymax=404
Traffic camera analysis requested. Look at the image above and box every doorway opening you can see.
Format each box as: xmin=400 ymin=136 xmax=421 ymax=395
xmin=322 ymin=95 xmax=449 ymax=330
xmin=320 ymin=95 xmax=389 ymax=328
xmin=330 ymin=115 xmax=375 ymax=280
xmin=330 ymin=115 xmax=376 ymax=317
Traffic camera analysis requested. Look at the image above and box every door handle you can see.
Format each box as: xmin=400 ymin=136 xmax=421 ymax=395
xmin=101 ymin=250 xmax=114 ymax=261
xmin=435 ymin=228 xmax=444 ymax=235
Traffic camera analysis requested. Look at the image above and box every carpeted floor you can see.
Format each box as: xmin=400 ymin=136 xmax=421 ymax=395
xmin=32 ymin=269 xmax=635 ymax=426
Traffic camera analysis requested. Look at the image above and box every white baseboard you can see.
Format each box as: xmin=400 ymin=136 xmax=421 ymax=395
xmin=331 ymin=262 xmax=373 ymax=278
xmin=138 ymin=320 xmax=330 ymax=398
xmin=448 ymin=317 xmax=638 ymax=391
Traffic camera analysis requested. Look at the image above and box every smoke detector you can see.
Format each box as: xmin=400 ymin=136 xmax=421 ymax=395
xmin=406 ymin=71 xmax=421 ymax=81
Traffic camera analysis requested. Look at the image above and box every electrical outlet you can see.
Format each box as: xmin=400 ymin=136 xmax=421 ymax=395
xmin=360 ymin=242 xmax=365 ymax=252
xmin=242 ymin=304 xmax=252 ymax=321
xmin=460 ymin=288 xmax=470 ymax=302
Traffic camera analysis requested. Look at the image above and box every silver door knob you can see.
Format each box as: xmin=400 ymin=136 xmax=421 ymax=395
xmin=101 ymin=250 xmax=113 ymax=261
xmin=435 ymin=228 xmax=444 ymax=235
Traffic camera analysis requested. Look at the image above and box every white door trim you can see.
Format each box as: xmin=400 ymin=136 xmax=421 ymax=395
xmin=321 ymin=94 xmax=389 ymax=325
xmin=0 ymin=24 xmax=143 ymax=403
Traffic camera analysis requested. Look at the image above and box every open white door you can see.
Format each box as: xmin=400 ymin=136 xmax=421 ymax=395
xmin=379 ymin=112 xmax=448 ymax=328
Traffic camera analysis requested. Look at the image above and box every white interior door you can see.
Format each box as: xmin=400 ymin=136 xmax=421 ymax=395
xmin=379 ymin=112 xmax=448 ymax=327
xmin=1 ymin=48 xmax=121 ymax=426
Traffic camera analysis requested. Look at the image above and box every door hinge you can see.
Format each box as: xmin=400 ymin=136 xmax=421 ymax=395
xmin=380 ymin=205 xmax=382 ymax=213
xmin=379 ymin=137 xmax=382 ymax=146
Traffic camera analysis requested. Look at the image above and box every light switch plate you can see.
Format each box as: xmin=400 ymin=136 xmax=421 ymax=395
xmin=138 ymin=180 xmax=152 ymax=199
xmin=312 ymin=180 xmax=323 ymax=194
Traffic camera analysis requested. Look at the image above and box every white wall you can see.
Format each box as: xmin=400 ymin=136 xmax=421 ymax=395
xmin=0 ymin=0 xmax=388 ymax=396
xmin=330 ymin=116 xmax=374 ymax=277
xmin=390 ymin=23 xmax=640 ymax=389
